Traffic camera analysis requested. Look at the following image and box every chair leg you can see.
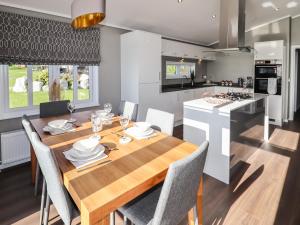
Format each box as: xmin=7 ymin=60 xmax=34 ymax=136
xmin=43 ymin=194 xmax=50 ymax=225
xmin=123 ymin=216 xmax=128 ymax=225
xmin=34 ymin=164 xmax=40 ymax=196
xmin=193 ymin=205 xmax=199 ymax=225
xmin=39 ymin=178 xmax=46 ymax=225
xmin=110 ymin=212 xmax=116 ymax=225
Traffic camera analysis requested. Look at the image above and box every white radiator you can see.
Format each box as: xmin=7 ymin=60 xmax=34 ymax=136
xmin=0 ymin=130 xmax=30 ymax=169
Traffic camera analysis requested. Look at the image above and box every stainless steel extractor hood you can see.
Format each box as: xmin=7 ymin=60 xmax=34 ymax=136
xmin=206 ymin=0 xmax=252 ymax=53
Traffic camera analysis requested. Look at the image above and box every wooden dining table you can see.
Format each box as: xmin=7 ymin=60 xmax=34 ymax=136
xmin=30 ymin=111 xmax=203 ymax=225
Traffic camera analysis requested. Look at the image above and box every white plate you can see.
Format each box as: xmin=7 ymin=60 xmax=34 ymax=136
xmin=73 ymin=138 xmax=99 ymax=152
xmin=66 ymin=145 xmax=105 ymax=162
xmin=127 ymin=127 xmax=154 ymax=137
xmin=48 ymin=120 xmax=68 ymax=129
xmin=134 ymin=122 xmax=152 ymax=133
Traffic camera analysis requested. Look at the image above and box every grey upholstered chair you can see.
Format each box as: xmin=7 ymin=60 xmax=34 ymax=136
xmin=118 ymin=141 xmax=209 ymax=225
xmin=22 ymin=116 xmax=46 ymax=225
xmin=145 ymin=108 xmax=175 ymax=136
xmin=119 ymin=101 xmax=138 ymax=121
xmin=22 ymin=115 xmax=41 ymax=196
xmin=40 ymin=100 xmax=70 ymax=118
xmin=31 ymin=132 xmax=76 ymax=225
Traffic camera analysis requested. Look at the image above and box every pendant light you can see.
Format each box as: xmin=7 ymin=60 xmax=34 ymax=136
xmin=71 ymin=0 xmax=106 ymax=29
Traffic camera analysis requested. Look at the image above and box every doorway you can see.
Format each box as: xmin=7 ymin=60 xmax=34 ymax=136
xmin=289 ymin=46 xmax=300 ymax=120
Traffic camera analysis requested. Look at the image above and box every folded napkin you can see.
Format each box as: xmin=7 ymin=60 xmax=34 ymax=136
xmin=125 ymin=127 xmax=157 ymax=140
xmin=63 ymin=148 xmax=108 ymax=169
xmin=43 ymin=124 xmax=75 ymax=136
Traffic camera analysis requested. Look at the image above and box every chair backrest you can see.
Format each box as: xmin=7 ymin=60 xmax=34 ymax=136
xmin=146 ymin=108 xmax=175 ymax=136
xmin=152 ymin=141 xmax=209 ymax=225
xmin=119 ymin=101 xmax=138 ymax=121
xmin=40 ymin=100 xmax=70 ymax=118
xmin=31 ymin=132 xmax=74 ymax=225
xmin=22 ymin=115 xmax=33 ymax=142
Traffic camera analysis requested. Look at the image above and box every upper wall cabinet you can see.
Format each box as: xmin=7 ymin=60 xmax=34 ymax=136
xmin=121 ymin=30 xmax=162 ymax=85
xmin=161 ymin=39 xmax=216 ymax=61
xmin=254 ymin=40 xmax=284 ymax=60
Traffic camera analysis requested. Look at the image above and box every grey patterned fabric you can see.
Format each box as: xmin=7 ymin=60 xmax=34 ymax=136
xmin=31 ymin=132 xmax=74 ymax=225
xmin=120 ymin=141 xmax=209 ymax=225
xmin=119 ymin=101 xmax=138 ymax=121
xmin=0 ymin=10 xmax=100 ymax=65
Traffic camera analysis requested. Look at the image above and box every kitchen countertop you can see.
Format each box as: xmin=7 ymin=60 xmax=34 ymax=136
xmin=184 ymin=93 xmax=266 ymax=114
xmin=161 ymin=82 xmax=253 ymax=93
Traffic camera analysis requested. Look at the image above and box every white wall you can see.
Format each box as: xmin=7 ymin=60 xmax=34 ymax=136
xmin=99 ymin=26 xmax=129 ymax=112
xmin=207 ymin=53 xmax=254 ymax=82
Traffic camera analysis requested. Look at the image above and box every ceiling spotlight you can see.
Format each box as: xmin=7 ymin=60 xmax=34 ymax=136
xmin=178 ymin=0 xmax=183 ymax=3
xmin=212 ymin=15 xmax=216 ymax=19
xmin=287 ymin=1 xmax=298 ymax=8
xmin=262 ymin=1 xmax=279 ymax=11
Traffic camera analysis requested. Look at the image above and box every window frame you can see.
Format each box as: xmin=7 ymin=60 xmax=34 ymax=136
xmin=165 ymin=61 xmax=196 ymax=80
xmin=0 ymin=64 xmax=99 ymax=120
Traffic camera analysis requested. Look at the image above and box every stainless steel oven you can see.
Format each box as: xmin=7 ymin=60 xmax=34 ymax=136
xmin=254 ymin=60 xmax=282 ymax=95
xmin=254 ymin=78 xmax=281 ymax=95
xmin=255 ymin=60 xmax=282 ymax=78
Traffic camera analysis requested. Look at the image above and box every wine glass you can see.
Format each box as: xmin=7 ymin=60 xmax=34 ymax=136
xmin=67 ymin=102 xmax=76 ymax=122
xmin=91 ymin=113 xmax=102 ymax=140
xmin=119 ymin=115 xmax=131 ymax=144
xmin=104 ymin=103 xmax=112 ymax=114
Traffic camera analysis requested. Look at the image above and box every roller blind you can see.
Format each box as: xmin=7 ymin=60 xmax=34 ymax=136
xmin=0 ymin=10 xmax=101 ymax=65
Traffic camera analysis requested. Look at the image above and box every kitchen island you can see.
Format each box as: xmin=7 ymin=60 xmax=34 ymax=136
xmin=183 ymin=94 xmax=268 ymax=184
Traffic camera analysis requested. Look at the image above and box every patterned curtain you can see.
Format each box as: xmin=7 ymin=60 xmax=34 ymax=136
xmin=0 ymin=10 xmax=101 ymax=65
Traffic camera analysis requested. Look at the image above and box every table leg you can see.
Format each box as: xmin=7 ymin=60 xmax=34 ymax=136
xmin=196 ymin=178 xmax=203 ymax=225
xmin=81 ymin=213 xmax=110 ymax=225
xmin=31 ymin=144 xmax=37 ymax=184
xmin=188 ymin=178 xmax=203 ymax=225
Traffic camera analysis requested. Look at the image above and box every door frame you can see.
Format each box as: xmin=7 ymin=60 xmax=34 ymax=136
xmin=289 ymin=45 xmax=300 ymax=121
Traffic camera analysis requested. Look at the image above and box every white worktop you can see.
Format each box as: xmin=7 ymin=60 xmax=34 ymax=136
xmin=184 ymin=94 xmax=266 ymax=113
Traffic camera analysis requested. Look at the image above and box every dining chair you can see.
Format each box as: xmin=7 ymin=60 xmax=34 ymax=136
xmin=22 ymin=115 xmax=41 ymax=197
xmin=118 ymin=141 xmax=209 ymax=225
xmin=119 ymin=101 xmax=138 ymax=121
xmin=145 ymin=108 xmax=175 ymax=136
xmin=22 ymin=116 xmax=46 ymax=225
xmin=31 ymin=132 xmax=76 ymax=225
xmin=40 ymin=100 xmax=70 ymax=118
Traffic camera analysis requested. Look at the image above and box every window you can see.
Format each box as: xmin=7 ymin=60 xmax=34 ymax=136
xmin=166 ymin=61 xmax=196 ymax=80
xmin=0 ymin=64 xmax=99 ymax=119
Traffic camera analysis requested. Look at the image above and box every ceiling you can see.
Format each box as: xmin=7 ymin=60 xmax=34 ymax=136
xmin=0 ymin=0 xmax=299 ymax=45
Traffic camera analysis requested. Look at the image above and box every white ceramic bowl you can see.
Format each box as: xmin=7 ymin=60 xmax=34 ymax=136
xmin=73 ymin=138 xmax=99 ymax=152
xmin=48 ymin=120 xmax=68 ymax=129
xmin=134 ymin=122 xmax=152 ymax=133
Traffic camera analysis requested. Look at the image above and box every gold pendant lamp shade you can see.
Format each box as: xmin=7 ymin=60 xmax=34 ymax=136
xmin=71 ymin=0 xmax=106 ymax=29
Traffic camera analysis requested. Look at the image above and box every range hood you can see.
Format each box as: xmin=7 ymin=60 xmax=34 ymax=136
xmin=206 ymin=0 xmax=252 ymax=53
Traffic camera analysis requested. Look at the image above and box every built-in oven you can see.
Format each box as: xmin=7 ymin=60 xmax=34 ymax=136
xmin=255 ymin=60 xmax=282 ymax=78
xmin=254 ymin=78 xmax=282 ymax=95
xmin=254 ymin=60 xmax=282 ymax=95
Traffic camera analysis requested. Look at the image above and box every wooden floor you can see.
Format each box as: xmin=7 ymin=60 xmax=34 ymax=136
xmin=1 ymin=112 xmax=300 ymax=225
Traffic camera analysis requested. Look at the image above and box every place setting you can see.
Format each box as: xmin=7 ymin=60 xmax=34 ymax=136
xmin=63 ymin=137 xmax=109 ymax=170
xmin=124 ymin=121 xmax=157 ymax=141
xmin=43 ymin=102 xmax=79 ymax=135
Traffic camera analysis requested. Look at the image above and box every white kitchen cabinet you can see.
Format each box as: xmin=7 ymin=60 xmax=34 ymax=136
xmin=254 ymin=40 xmax=284 ymax=60
xmin=121 ymin=30 xmax=161 ymax=85
xmin=162 ymin=39 xmax=216 ymax=60
xmin=268 ymin=95 xmax=283 ymax=126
